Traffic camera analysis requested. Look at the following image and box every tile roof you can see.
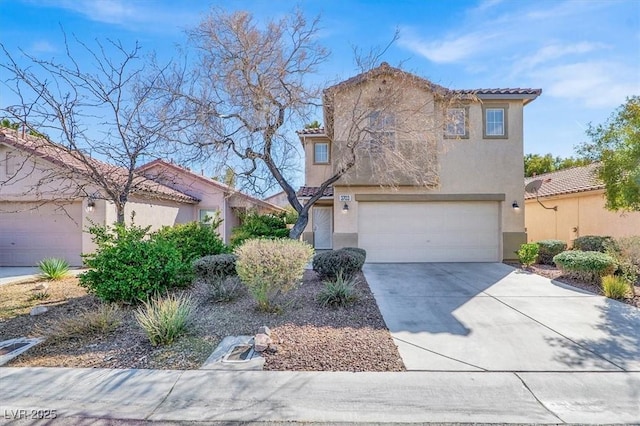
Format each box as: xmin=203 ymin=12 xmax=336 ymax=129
xmin=136 ymin=159 xmax=284 ymax=211
xmin=0 ymin=130 xmax=198 ymax=203
xmin=297 ymin=128 xmax=326 ymax=135
xmin=524 ymin=163 xmax=603 ymax=199
xmin=454 ymin=88 xmax=542 ymax=96
xmin=296 ymin=186 xmax=334 ymax=197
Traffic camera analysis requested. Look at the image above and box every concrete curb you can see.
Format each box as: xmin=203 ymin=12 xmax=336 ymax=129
xmin=1 ymin=368 xmax=638 ymax=424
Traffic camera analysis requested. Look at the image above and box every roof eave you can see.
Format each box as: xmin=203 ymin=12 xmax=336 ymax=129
xmin=477 ymin=93 xmax=541 ymax=104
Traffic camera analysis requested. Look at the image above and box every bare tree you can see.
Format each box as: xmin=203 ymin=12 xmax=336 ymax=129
xmin=0 ymin=34 xmax=179 ymax=223
xmin=164 ymin=9 xmax=468 ymax=239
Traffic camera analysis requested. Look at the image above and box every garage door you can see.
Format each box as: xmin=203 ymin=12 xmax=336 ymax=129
xmin=358 ymin=201 xmax=500 ymax=262
xmin=0 ymin=202 xmax=83 ymax=266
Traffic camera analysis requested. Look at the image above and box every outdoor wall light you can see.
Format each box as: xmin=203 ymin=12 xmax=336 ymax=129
xmin=342 ymin=202 xmax=349 ymax=214
xmin=512 ymin=201 xmax=520 ymax=212
xmin=86 ymin=196 xmax=96 ymax=213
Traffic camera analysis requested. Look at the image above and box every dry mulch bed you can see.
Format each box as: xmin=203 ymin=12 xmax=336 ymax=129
xmin=0 ymin=271 xmax=405 ymax=372
xmin=507 ymin=262 xmax=640 ymax=308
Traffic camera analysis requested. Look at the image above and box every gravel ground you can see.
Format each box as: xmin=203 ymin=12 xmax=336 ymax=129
xmin=0 ymin=271 xmax=405 ymax=371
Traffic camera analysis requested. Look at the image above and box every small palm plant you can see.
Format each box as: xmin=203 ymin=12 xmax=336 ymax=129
xmin=38 ymin=258 xmax=70 ymax=280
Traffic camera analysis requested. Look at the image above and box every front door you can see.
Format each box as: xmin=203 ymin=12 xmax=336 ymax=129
xmin=313 ymin=206 xmax=333 ymax=249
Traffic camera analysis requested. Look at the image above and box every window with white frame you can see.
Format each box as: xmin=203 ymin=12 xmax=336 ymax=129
xmin=199 ymin=208 xmax=219 ymax=225
xmin=445 ymin=107 xmax=468 ymax=138
xmin=314 ymin=142 xmax=329 ymax=164
xmin=365 ymin=111 xmax=396 ymax=154
xmin=484 ymin=107 xmax=507 ymax=138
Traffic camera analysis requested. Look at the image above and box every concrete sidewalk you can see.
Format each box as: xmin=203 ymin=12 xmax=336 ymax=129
xmin=0 ymin=268 xmax=85 ymax=286
xmin=1 ymin=368 xmax=639 ymax=424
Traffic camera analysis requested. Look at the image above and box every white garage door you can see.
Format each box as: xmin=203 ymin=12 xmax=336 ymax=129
xmin=0 ymin=202 xmax=83 ymax=266
xmin=358 ymin=201 xmax=500 ymax=262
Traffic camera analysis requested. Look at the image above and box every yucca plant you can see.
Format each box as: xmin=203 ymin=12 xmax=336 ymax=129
xmin=317 ymin=271 xmax=358 ymax=308
xmin=135 ymin=294 xmax=194 ymax=346
xmin=38 ymin=258 xmax=70 ymax=280
xmin=601 ymin=275 xmax=631 ymax=300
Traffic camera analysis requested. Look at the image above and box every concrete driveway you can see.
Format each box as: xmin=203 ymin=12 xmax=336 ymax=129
xmin=364 ymin=262 xmax=640 ymax=372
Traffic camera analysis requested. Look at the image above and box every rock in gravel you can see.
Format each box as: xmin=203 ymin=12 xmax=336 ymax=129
xmin=258 ymin=325 xmax=271 ymax=336
xmin=254 ymin=333 xmax=271 ymax=352
xmin=30 ymin=306 xmax=49 ymax=316
xmin=266 ymin=345 xmax=278 ymax=354
xmin=32 ymin=283 xmax=49 ymax=292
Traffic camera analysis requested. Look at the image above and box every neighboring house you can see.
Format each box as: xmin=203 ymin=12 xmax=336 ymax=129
xmin=297 ymin=63 xmax=541 ymax=262
xmin=136 ymin=159 xmax=284 ymax=244
xmin=0 ymin=132 xmax=282 ymax=266
xmin=263 ymin=190 xmax=290 ymax=208
xmin=0 ymin=131 xmax=198 ymax=266
xmin=525 ymin=163 xmax=640 ymax=245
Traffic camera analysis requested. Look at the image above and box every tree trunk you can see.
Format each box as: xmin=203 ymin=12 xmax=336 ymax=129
xmin=116 ymin=204 xmax=125 ymax=224
xmin=289 ymin=210 xmax=309 ymax=240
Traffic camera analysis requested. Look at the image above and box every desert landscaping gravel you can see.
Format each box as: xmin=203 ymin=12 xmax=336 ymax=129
xmin=0 ymin=271 xmax=405 ymax=371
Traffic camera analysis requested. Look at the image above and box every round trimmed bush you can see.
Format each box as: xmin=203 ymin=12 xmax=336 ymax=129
xmin=553 ymin=250 xmax=617 ymax=284
xmin=192 ymin=254 xmax=238 ymax=281
xmin=536 ymin=240 xmax=567 ymax=265
xmin=340 ymin=247 xmax=367 ymax=262
xmin=313 ymin=249 xmax=363 ymax=279
xmin=572 ymin=235 xmax=615 ymax=253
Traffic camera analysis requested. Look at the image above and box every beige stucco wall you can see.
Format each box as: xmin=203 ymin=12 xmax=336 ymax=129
xmin=139 ymin=163 xmax=229 ymax=240
xmin=302 ymin=135 xmax=333 ymax=186
xmin=0 ymin=143 xmax=87 ymax=201
xmin=525 ymin=190 xmax=640 ymax=245
xmin=300 ymin=76 xmax=527 ymax=259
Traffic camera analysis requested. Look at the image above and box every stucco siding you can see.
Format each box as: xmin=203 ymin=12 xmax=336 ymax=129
xmin=525 ymin=190 xmax=640 ymax=245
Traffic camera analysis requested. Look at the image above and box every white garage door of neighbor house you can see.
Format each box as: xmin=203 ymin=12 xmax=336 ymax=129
xmin=358 ymin=201 xmax=501 ymax=262
xmin=0 ymin=202 xmax=83 ymax=266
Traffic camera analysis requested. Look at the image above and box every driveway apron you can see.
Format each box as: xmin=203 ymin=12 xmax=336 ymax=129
xmin=363 ymin=262 xmax=640 ymax=371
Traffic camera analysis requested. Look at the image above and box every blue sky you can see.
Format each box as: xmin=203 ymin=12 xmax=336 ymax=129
xmin=1 ymin=0 xmax=638 ymax=162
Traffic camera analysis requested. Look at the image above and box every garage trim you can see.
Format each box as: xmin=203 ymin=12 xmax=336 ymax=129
xmin=355 ymin=193 xmax=505 ymax=202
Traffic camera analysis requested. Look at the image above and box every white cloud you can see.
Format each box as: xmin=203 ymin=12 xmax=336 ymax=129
xmin=30 ymin=0 xmax=199 ymax=31
xmin=399 ymin=30 xmax=501 ymax=64
xmin=28 ymin=40 xmax=58 ymax=54
xmin=537 ymin=61 xmax=639 ymax=108
xmin=512 ymin=42 xmax=609 ymax=75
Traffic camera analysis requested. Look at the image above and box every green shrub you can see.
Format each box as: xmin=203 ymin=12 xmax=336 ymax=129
xmin=536 ymin=240 xmax=567 ymax=265
xmin=313 ymin=250 xmax=364 ymax=279
xmin=135 ymin=293 xmax=194 ymax=346
xmin=517 ymin=243 xmax=539 ymax=267
xmin=38 ymin=258 xmax=70 ymax=280
xmin=230 ymin=212 xmax=289 ymax=246
xmin=154 ymin=221 xmax=228 ymax=263
xmin=340 ymin=247 xmax=367 ymax=263
xmin=235 ymin=238 xmax=314 ymax=311
xmin=553 ymin=250 xmax=617 ymax=284
xmin=192 ymin=254 xmax=238 ymax=281
xmin=572 ymin=235 xmax=615 ymax=253
xmin=601 ymin=275 xmax=631 ymax=300
xmin=79 ymin=223 xmax=191 ymax=304
xmin=281 ymin=207 xmax=298 ymax=225
xmin=317 ymin=272 xmax=358 ymax=308
xmin=614 ymin=236 xmax=640 ymax=270
xmin=604 ymin=239 xmax=639 ymax=294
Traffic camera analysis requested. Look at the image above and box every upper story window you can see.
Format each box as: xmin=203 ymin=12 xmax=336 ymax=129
xmin=483 ymin=105 xmax=508 ymax=138
xmin=365 ymin=111 xmax=396 ymax=154
xmin=314 ymin=142 xmax=329 ymax=164
xmin=445 ymin=107 xmax=468 ymax=138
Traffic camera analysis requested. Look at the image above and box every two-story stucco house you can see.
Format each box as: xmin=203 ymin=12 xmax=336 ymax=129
xmin=297 ymin=63 xmax=541 ymax=262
